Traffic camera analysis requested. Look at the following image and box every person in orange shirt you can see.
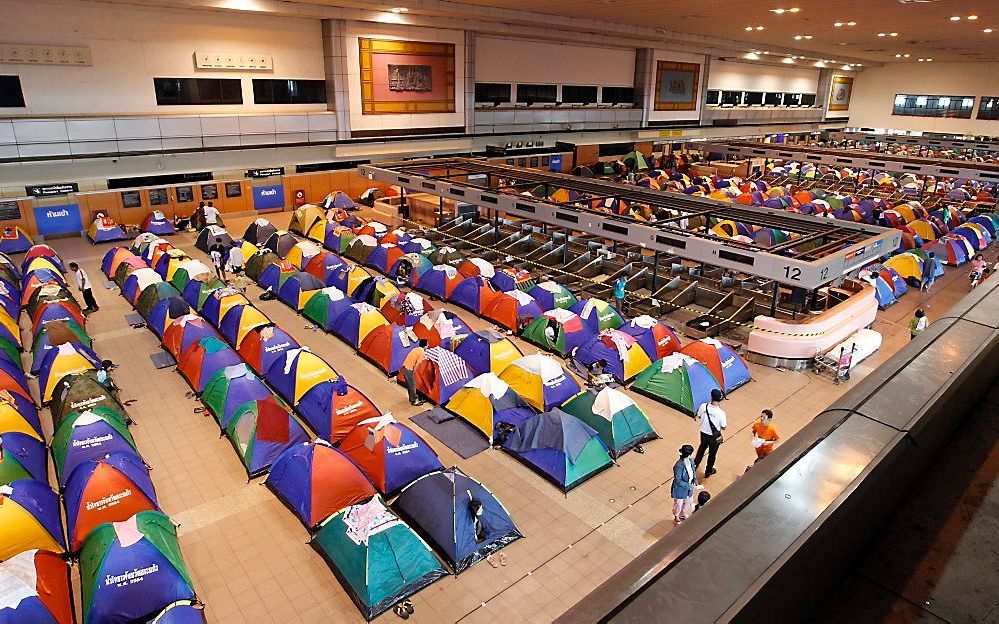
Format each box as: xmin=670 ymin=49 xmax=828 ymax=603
xmin=751 ymin=409 xmax=780 ymax=461
xmin=401 ymin=339 xmax=428 ymax=406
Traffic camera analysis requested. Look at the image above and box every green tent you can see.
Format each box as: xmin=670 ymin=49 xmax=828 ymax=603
xmin=245 ymin=251 xmax=279 ymax=282
xmin=137 ymin=282 xmax=182 ymax=318
xmin=630 ymin=353 xmax=720 ymax=416
xmin=187 ymin=277 xmax=226 ymax=311
xmin=32 ymin=319 xmax=90 ymax=355
xmin=51 ymin=406 xmax=136 ymax=484
xmin=0 ymin=336 xmax=21 ymax=367
xmin=623 ymin=150 xmax=650 ymax=171
xmin=311 ymin=497 xmax=447 ymax=621
xmin=26 ymin=285 xmax=76 ymax=319
xmin=560 ymin=387 xmax=658 ymax=458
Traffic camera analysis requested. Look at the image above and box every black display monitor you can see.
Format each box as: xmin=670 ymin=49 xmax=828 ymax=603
xmin=764 ymin=92 xmax=783 ymax=106
xmin=720 ymin=91 xmax=741 ymax=106
xmin=785 ymin=93 xmax=802 ymax=106
xmin=706 ymin=90 xmax=721 ymax=105
xmin=743 ymin=91 xmax=764 ymax=106
xmin=801 ymin=93 xmax=817 ymax=106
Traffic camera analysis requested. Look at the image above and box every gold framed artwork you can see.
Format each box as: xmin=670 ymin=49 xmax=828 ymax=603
xmin=828 ymin=75 xmax=854 ymax=111
xmin=358 ymin=38 xmax=455 ymax=115
xmin=654 ymin=61 xmax=700 ymax=111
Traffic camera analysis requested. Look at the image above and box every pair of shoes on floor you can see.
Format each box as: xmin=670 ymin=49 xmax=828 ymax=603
xmin=393 ymin=600 xmax=415 ymax=619
xmin=410 ymin=400 xmax=426 ymax=406
xmin=486 ymin=552 xmax=508 ymax=568
xmin=705 ymin=468 xmax=717 ymax=477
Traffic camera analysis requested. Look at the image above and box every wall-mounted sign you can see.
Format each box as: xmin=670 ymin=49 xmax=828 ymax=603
xmin=149 ymin=188 xmax=169 ymax=206
xmin=225 ymin=182 xmax=243 ymax=198
xmin=252 ymin=184 xmax=284 ymax=210
xmin=549 ymin=155 xmax=563 ymax=172
xmin=194 ymin=52 xmax=273 ymax=71
xmin=246 ymin=167 xmax=285 ymax=178
xmin=121 ymin=191 xmax=142 ymax=208
xmin=201 ymin=184 xmax=219 ymax=201
xmin=828 ymin=75 xmax=855 ymax=112
xmin=654 ymin=61 xmax=700 ymax=112
xmin=25 ymin=183 xmax=78 ymax=197
xmin=33 ymin=204 xmax=83 ymax=236
xmin=176 ymin=186 xmax=194 ymax=203
xmin=0 ymin=201 xmax=20 ymax=221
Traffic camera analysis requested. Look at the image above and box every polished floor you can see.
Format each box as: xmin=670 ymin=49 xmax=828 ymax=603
xmin=33 ymin=211 xmax=993 ymax=623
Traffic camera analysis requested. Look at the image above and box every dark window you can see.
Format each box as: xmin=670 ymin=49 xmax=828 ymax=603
xmin=720 ymin=91 xmax=741 ymax=106
xmin=475 ymin=83 xmax=512 ymax=104
xmin=0 ymin=76 xmax=25 ymax=108
xmin=154 ymin=78 xmax=242 ymax=105
xmin=892 ymin=94 xmax=975 ymax=119
xmin=706 ymin=90 xmax=721 ymax=105
xmin=601 ymin=86 xmax=634 ymax=104
xmin=517 ymin=84 xmax=557 ymax=104
xmin=977 ymin=97 xmax=998 ymax=120
xmin=801 ymin=93 xmax=817 ymax=107
xmin=252 ymin=79 xmax=326 ymax=104
xmin=561 ymin=85 xmax=598 ymax=104
xmin=764 ymin=92 xmax=783 ymax=106
xmin=742 ymin=91 xmax=764 ymax=106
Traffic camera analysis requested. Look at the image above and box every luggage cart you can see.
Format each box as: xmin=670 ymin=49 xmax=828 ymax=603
xmin=813 ymin=344 xmax=855 ymax=384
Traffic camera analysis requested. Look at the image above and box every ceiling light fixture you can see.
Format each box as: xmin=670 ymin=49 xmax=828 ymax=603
xmin=950 ymin=16 xmax=961 ymax=21
xmin=389 ymin=6 xmax=408 ymax=12
xmin=904 ymin=53 xmax=911 ymax=57
xmin=889 ymin=32 xmax=899 ymax=36
xmin=926 ymin=58 xmax=933 ymax=61
xmin=834 ymin=22 xmax=843 ymax=27
xmin=793 ymin=34 xmax=813 ymax=40
xmin=877 ymin=32 xmax=886 ymax=37
xmin=967 ymin=15 xmax=978 ymax=20
xmin=782 ymin=57 xmax=796 ymax=64
xmin=789 ymin=7 xmax=800 ymax=12
xmin=847 ymin=21 xmax=857 ymax=26
xmin=771 ymin=8 xmax=786 ymax=13
xmin=814 ymin=60 xmax=827 ymax=67
xmin=744 ymin=52 xmax=761 ymax=60
xmin=984 ymin=28 xmax=994 ymax=33
xmin=841 ymin=64 xmax=852 ymax=70
xmin=895 ymin=53 xmax=902 ymax=57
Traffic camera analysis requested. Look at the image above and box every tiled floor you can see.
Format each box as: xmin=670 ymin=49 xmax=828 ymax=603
xmin=39 ymin=211 xmax=994 ymax=624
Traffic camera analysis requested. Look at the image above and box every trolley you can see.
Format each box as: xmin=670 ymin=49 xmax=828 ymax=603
xmin=813 ymin=344 xmax=855 ymax=384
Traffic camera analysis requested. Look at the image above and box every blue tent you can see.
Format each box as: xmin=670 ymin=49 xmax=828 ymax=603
xmin=393 ymin=467 xmax=522 ymax=573
xmin=501 ymin=408 xmax=612 ymax=492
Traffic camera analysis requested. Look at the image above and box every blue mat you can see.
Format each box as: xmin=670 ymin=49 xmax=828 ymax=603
xmin=149 ymin=352 xmax=175 ymax=369
xmin=410 ymin=408 xmax=489 ymax=459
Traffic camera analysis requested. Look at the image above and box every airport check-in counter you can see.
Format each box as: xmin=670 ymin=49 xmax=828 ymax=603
xmin=559 ymin=278 xmax=999 ymax=623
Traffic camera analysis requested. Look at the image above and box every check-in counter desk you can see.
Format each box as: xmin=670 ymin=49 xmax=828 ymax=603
xmin=747 ymin=279 xmax=878 ymax=367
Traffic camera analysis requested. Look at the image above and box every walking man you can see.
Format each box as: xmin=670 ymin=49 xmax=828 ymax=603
xmin=208 ymin=238 xmax=227 ymax=281
xmin=613 ymin=277 xmax=627 ymax=314
xmin=751 ymin=409 xmax=780 ymax=461
xmin=909 ymin=308 xmax=928 ymax=340
xmin=68 ymin=262 xmax=99 ymax=314
xmin=693 ymin=388 xmax=726 ymax=478
xmin=671 ymin=444 xmax=697 ymax=525
xmin=400 ymin=339 xmax=428 ymax=406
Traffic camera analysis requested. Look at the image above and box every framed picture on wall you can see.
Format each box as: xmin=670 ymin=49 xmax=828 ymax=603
xmin=225 ymin=182 xmax=243 ymax=198
xmin=121 ymin=191 xmax=142 ymax=208
xmin=529 ymin=157 xmax=539 ymax=168
xmin=0 ymin=201 xmax=20 ymax=221
xmin=829 ymin=76 xmax=855 ymax=112
xmin=654 ymin=61 xmax=701 ymax=111
xmin=176 ymin=186 xmax=194 ymax=203
xmin=149 ymin=188 xmax=169 ymax=206
xmin=358 ymin=38 xmax=456 ymax=115
xmin=201 ymin=184 xmax=219 ymax=201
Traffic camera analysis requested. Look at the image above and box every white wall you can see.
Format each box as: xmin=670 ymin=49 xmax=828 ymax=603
xmin=475 ymin=36 xmax=635 ymax=86
xmin=344 ymin=22 xmax=466 ymax=132
xmin=707 ymin=61 xmax=819 ymax=94
xmin=647 ymin=50 xmax=708 ymax=123
xmin=848 ymin=62 xmax=999 ymax=134
xmin=0 ymin=0 xmax=325 ymax=116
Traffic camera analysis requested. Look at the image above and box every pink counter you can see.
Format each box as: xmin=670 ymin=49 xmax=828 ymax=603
xmin=747 ymin=281 xmax=879 ymax=361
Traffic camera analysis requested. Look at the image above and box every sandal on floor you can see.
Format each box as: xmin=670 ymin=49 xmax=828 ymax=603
xmin=393 ymin=604 xmax=410 ymax=619
xmin=498 ymin=552 xmax=508 ymax=566
xmin=402 ymin=600 xmax=414 ymax=614
xmin=486 ymin=554 xmax=500 ymax=568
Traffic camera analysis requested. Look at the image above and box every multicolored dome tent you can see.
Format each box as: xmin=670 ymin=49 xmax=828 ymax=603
xmin=680 ymin=338 xmax=752 ymax=394
xmin=404 ymin=346 xmax=475 ymax=404
xmin=416 ymin=264 xmax=465 ymax=299
xmin=199 ymin=363 xmax=275 ymax=428
xmin=237 ymin=325 xmax=300 ymax=376
xmin=521 ymin=309 xmax=594 ymax=357
xmin=200 ymin=290 xmax=250 ymax=327
xmin=52 ymin=408 xmax=138 ymax=488
xmin=284 ymin=241 xmax=324 ymax=271
xmin=288 ymin=205 xmax=326 ymax=237
xmin=79 ymin=511 xmax=197 ymax=624
xmin=141 ymin=211 xmax=176 ymax=236
xmin=0 ymin=431 xmax=47 ymax=485
xmin=218 ymin=304 xmax=272 ymax=347
xmin=147 ymin=297 xmax=194 ymax=338
xmin=393 ymin=467 xmax=522 ymax=574
xmin=0 ymin=479 xmax=65 ymax=560
xmin=304 ymin=251 xmax=347 ymax=285
xmin=498 ymin=353 xmax=582 ymax=411
xmin=162 ymin=315 xmax=220 ymax=359
xmin=296 ymin=380 xmax=382 ymax=443
xmin=330 ymin=302 xmax=389 ymax=348
xmin=631 ymin=353 xmax=722 ymax=415
xmin=570 ymin=298 xmax=624 ymax=333
xmin=223 ymin=396 xmax=310 ymax=478
xmin=87 ymin=217 xmax=129 ymax=244
xmin=243 ymin=218 xmax=278 ymax=245
xmin=0 ymin=391 xmax=43 ymax=440
xmin=453 ymin=329 xmax=522 ymax=374
xmin=38 ymin=342 xmax=102 ymax=404
xmin=358 ymin=324 xmax=420 ymax=375
xmin=0 ymin=549 xmax=74 ymax=623
xmin=137 ymin=282 xmax=183 ymax=319
xmin=266 ymin=439 xmax=376 ymax=530
xmin=501 ymin=408 xmax=613 ymax=492
xmin=560 ymin=387 xmax=658 ymax=458
xmin=444 ymin=373 xmax=537 ymax=443
xmin=63 ymin=452 xmax=160 ymax=552
xmin=264 ymin=348 xmax=338 ymax=406
xmin=49 ymin=372 xmax=128 ymax=429
xmin=302 ymin=286 xmax=354 ymax=331
xmin=337 ymin=415 xmax=443 ymax=495
xmin=195 ymin=226 xmax=234 ymax=253
xmin=310 ymin=497 xmax=448 ymax=621
xmin=177 ymin=337 xmax=242 ymax=393
xmin=147 ymin=601 xmax=208 ymax=624
xmin=277 ymin=272 xmax=325 ymax=310
xmin=528 ymin=281 xmax=578 ymax=311
xmin=481 ymin=289 xmax=544 ymax=332
xmin=572 ymin=329 xmax=653 ymax=383
xmin=0 ymin=225 xmax=33 ymax=254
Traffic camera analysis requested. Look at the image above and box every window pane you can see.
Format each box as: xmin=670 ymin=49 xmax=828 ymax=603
xmin=154 ymin=77 xmax=242 ymax=105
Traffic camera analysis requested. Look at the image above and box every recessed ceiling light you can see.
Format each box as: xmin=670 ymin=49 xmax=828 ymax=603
xmin=967 ymin=15 xmax=978 ymax=20
xmin=756 ymin=26 xmax=765 ymax=30
xmin=782 ymin=57 xmax=796 ymax=64
xmin=771 ymin=8 xmax=786 ymax=13
xmin=389 ymin=6 xmax=408 ymax=11
xmin=834 ymin=22 xmax=843 ymax=27
xmin=904 ymin=53 xmax=910 ymax=57
xmin=889 ymin=32 xmax=899 ymax=36
xmin=984 ymin=28 xmax=994 ymax=33
xmin=762 ymin=50 xmax=770 ymax=54
xmin=793 ymin=34 xmax=813 ymax=40
xmin=918 ymin=58 xmax=925 ymax=61
xmin=895 ymin=53 xmax=902 ymax=57
xmin=950 ymin=16 xmax=961 ymax=21
xmin=746 ymin=26 xmax=753 ymax=30
xmin=789 ymin=7 xmax=800 ymax=12
xmin=744 ymin=52 xmax=761 ymax=60
xmin=847 ymin=21 xmax=857 ymax=26
xmin=814 ymin=60 xmax=827 ymax=67
xmin=841 ymin=64 xmax=852 ymax=70
xmin=926 ymin=58 xmax=932 ymax=61
xmin=877 ymin=32 xmax=886 ymax=37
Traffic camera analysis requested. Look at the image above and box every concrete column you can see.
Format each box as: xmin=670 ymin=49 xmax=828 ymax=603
xmin=816 ymin=68 xmax=834 ymax=122
xmin=464 ymin=31 xmax=477 ymax=135
xmin=322 ymin=19 xmax=352 ymax=141
xmin=633 ymin=48 xmax=655 ymax=128
xmin=698 ymin=55 xmax=714 ymax=126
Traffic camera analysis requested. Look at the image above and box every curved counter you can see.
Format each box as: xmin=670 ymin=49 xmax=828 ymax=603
xmin=747 ymin=279 xmax=878 ymax=363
